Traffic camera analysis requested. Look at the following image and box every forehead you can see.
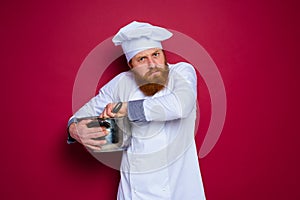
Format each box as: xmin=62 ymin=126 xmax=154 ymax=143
xmin=134 ymin=48 xmax=162 ymax=57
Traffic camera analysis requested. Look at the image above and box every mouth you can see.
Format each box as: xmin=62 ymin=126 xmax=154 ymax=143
xmin=149 ymin=71 xmax=161 ymax=76
xmin=147 ymin=69 xmax=162 ymax=76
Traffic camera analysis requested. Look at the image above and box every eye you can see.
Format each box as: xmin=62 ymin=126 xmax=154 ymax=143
xmin=138 ymin=57 xmax=146 ymax=62
xmin=153 ymin=52 xmax=160 ymax=57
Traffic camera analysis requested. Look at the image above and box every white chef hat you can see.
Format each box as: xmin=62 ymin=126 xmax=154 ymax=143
xmin=112 ymin=21 xmax=173 ymax=62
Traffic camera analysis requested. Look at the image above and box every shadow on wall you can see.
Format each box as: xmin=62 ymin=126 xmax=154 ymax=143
xmin=61 ymin=133 xmax=123 ymax=172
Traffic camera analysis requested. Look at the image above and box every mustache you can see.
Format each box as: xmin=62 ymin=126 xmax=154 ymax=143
xmin=144 ymin=64 xmax=169 ymax=77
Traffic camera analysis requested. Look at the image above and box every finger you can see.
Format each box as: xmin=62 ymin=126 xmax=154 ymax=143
xmin=84 ymin=142 xmax=107 ymax=152
xmin=77 ymin=119 xmax=94 ymax=126
xmin=79 ymin=130 xmax=108 ymax=142
xmin=102 ymin=104 xmax=110 ymax=118
xmin=76 ymin=119 xmax=97 ymax=130
xmin=84 ymin=138 xmax=107 ymax=146
xmin=82 ymin=137 xmax=107 ymax=147
xmin=100 ymin=108 xmax=109 ymax=119
xmin=99 ymin=110 xmax=106 ymax=118
xmin=86 ymin=131 xmax=108 ymax=139
xmin=106 ymin=103 xmax=116 ymax=118
xmin=85 ymin=126 xmax=106 ymax=133
xmin=85 ymin=144 xmax=102 ymax=151
xmin=104 ymin=104 xmax=111 ymax=118
xmin=103 ymin=112 xmax=109 ymax=119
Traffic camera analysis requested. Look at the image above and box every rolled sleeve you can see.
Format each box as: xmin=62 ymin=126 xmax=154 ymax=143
xmin=128 ymin=99 xmax=146 ymax=122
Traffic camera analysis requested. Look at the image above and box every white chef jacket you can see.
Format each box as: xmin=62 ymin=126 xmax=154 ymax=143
xmin=71 ymin=62 xmax=206 ymax=200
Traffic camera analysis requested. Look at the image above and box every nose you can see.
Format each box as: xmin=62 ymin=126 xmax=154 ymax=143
xmin=148 ymin=57 xmax=156 ymax=68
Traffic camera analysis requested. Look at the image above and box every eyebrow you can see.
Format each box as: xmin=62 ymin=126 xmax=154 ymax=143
xmin=136 ymin=55 xmax=146 ymax=60
xmin=136 ymin=49 xmax=162 ymax=60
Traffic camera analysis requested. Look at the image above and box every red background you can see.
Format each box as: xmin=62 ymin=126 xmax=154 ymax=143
xmin=1 ymin=0 xmax=299 ymax=199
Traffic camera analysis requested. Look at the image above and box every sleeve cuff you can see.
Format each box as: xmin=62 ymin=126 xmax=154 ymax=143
xmin=128 ymin=99 xmax=147 ymax=122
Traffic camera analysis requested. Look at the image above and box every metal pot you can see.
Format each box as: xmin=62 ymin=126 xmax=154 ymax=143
xmin=77 ymin=116 xmax=132 ymax=152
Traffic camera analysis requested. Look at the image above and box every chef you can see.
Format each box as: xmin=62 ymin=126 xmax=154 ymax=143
xmin=67 ymin=21 xmax=206 ymax=200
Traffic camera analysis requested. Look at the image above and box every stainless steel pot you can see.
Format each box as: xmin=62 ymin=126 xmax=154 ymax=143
xmin=77 ymin=116 xmax=132 ymax=152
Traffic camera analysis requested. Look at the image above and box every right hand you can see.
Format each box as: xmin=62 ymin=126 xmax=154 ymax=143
xmin=100 ymin=102 xmax=128 ymax=119
xmin=68 ymin=119 xmax=108 ymax=151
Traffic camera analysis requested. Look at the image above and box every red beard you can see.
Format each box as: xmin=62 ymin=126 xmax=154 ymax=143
xmin=134 ymin=64 xmax=169 ymax=96
xmin=138 ymin=83 xmax=165 ymax=96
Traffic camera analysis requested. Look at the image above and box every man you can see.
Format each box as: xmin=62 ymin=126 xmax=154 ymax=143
xmin=68 ymin=21 xmax=206 ymax=200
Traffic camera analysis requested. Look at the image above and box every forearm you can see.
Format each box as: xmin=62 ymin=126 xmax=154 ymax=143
xmin=128 ymin=92 xmax=196 ymax=123
xmin=128 ymin=64 xmax=197 ymax=122
xmin=144 ymin=90 xmax=196 ymax=121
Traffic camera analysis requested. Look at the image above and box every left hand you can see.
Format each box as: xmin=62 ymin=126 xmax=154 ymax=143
xmin=100 ymin=102 xmax=128 ymax=118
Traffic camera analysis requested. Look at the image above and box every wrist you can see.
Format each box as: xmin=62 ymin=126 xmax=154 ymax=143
xmin=68 ymin=123 xmax=77 ymax=137
xmin=67 ymin=122 xmax=77 ymax=144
